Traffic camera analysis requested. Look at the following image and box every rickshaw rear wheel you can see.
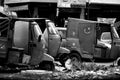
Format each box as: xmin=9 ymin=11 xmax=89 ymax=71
xmin=116 ymin=57 xmax=120 ymax=66
xmin=65 ymin=52 xmax=82 ymax=70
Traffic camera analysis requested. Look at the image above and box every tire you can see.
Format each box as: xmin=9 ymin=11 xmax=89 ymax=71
xmin=38 ymin=61 xmax=55 ymax=71
xmin=69 ymin=52 xmax=82 ymax=62
xmin=68 ymin=52 xmax=82 ymax=70
xmin=59 ymin=54 xmax=69 ymax=67
xmin=116 ymin=57 xmax=120 ymax=66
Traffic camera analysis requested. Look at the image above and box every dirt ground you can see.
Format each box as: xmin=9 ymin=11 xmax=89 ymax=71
xmin=0 ymin=62 xmax=120 ymax=80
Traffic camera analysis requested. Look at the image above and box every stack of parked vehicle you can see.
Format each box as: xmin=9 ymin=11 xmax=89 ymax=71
xmin=0 ymin=17 xmax=120 ymax=72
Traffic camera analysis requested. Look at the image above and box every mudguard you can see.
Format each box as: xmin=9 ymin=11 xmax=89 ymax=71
xmin=42 ymin=53 xmax=54 ymax=62
xmin=55 ymin=47 xmax=70 ymax=61
xmin=58 ymin=47 xmax=70 ymax=54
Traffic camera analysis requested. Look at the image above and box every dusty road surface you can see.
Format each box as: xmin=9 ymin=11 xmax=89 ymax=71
xmin=0 ymin=62 xmax=120 ymax=80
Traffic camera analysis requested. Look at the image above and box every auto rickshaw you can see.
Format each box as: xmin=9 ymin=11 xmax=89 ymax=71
xmin=0 ymin=18 xmax=55 ymax=71
xmin=0 ymin=17 xmax=70 ymax=71
xmin=38 ymin=19 xmax=70 ymax=66
xmin=63 ymin=18 xmax=120 ymax=67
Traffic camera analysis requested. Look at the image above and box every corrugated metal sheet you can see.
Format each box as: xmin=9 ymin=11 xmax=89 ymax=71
xmin=4 ymin=0 xmax=120 ymax=5
xmin=89 ymin=0 xmax=120 ymax=5
xmin=57 ymin=0 xmax=86 ymax=8
xmin=7 ymin=5 xmax=28 ymax=11
xmin=4 ymin=0 xmax=57 ymax=4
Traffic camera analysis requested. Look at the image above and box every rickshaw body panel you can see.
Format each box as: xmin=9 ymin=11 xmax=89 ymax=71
xmin=66 ymin=18 xmax=120 ymax=61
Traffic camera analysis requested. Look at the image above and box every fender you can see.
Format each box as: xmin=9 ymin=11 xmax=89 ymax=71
xmin=55 ymin=47 xmax=70 ymax=60
xmin=58 ymin=47 xmax=70 ymax=54
xmin=29 ymin=52 xmax=54 ymax=65
xmin=70 ymin=47 xmax=82 ymax=56
xmin=42 ymin=53 xmax=54 ymax=62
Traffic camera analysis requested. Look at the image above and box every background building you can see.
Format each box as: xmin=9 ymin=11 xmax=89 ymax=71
xmin=4 ymin=0 xmax=57 ymax=21
xmin=4 ymin=0 xmax=120 ymax=27
xmin=87 ymin=0 xmax=120 ymax=21
xmin=57 ymin=0 xmax=86 ymax=26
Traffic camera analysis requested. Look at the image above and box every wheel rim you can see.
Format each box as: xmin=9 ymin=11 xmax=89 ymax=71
xmin=65 ymin=54 xmax=82 ymax=70
xmin=71 ymin=57 xmax=79 ymax=63
xmin=71 ymin=56 xmax=81 ymax=68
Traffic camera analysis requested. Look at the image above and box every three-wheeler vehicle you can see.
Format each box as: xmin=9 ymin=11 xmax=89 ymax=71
xmin=0 ymin=17 xmax=70 ymax=71
xmin=63 ymin=18 xmax=120 ymax=67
